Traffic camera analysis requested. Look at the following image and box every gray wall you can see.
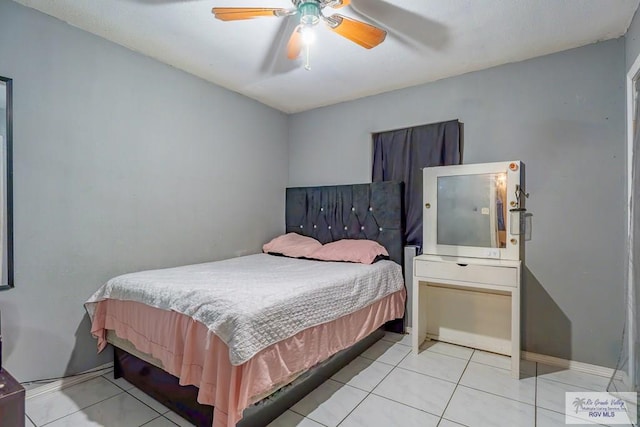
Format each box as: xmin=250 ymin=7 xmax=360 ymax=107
xmin=0 ymin=0 xmax=288 ymax=381
xmin=289 ymin=39 xmax=627 ymax=368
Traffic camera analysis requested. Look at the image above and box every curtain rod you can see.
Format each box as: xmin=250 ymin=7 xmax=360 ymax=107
xmin=370 ymin=118 xmax=462 ymax=135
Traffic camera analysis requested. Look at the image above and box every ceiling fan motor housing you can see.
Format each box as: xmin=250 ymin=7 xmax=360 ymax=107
xmin=297 ymin=0 xmax=321 ymax=26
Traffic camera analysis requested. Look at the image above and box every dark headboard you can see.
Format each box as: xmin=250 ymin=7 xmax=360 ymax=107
xmin=285 ymin=182 xmax=405 ymax=266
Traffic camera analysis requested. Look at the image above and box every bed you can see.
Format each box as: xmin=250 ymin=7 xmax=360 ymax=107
xmin=85 ymin=182 xmax=406 ymax=427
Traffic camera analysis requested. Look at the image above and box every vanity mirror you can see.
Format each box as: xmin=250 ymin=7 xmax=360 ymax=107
xmin=0 ymin=76 xmax=13 ymax=290
xmin=423 ymin=161 xmax=526 ymax=260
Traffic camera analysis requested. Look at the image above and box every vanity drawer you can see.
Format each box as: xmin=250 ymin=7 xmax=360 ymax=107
xmin=414 ymin=259 xmax=517 ymax=287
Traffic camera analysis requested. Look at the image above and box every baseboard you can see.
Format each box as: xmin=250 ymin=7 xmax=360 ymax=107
xmin=26 ymin=362 xmax=114 ymax=400
xmin=521 ymin=351 xmax=616 ymax=379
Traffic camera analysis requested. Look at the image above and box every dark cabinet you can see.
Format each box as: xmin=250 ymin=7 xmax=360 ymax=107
xmin=0 ymin=369 xmax=25 ymax=427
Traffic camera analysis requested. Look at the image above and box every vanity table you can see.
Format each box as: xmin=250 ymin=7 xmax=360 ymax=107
xmin=413 ymin=161 xmax=527 ymax=379
xmin=0 ymin=369 xmax=25 ymax=427
xmin=412 ymin=254 xmax=521 ymax=378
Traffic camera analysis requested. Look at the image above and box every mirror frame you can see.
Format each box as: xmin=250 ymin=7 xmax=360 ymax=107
xmin=0 ymin=76 xmax=13 ymax=290
xmin=423 ymin=161 xmax=524 ymax=261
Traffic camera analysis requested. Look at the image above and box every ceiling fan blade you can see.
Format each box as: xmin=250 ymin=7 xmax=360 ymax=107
xmin=349 ymin=0 xmax=450 ymax=51
xmin=212 ymin=7 xmax=289 ymax=21
xmin=326 ymin=14 xmax=386 ymax=49
xmin=287 ymin=25 xmax=303 ymax=60
xmin=260 ymin=15 xmax=301 ymax=75
xmin=323 ymin=0 xmax=350 ymax=9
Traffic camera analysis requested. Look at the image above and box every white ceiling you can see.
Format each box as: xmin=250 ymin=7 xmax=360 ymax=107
xmin=13 ymin=0 xmax=640 ymax=113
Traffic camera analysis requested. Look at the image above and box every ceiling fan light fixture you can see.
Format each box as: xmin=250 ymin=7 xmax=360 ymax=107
xmin=298 ymin=1 xmax=321 ymax=26
xmin=300 ymin=25 xmax=316 ymax=45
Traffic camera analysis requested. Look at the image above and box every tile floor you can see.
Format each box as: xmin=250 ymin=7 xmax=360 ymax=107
xmin=24 ymin=332 xmax=635 ymax=427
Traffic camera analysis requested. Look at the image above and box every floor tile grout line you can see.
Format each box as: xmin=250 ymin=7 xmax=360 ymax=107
xmin=102 ymin=373 xmax=137 ymax=392
xmin=416 ymin=339 xmax=476 ymax=359
xmin=466 ymin=358 xmax=525 ymax=372
xmin=392 ymin=343 xmax=414 ymax=367
xmin=329 ymin=357 xmax=396 ymax=393
xmin=286 ymin=400 xmax=329 ymax=427
xmin=439 ymin=417 xmax=471 ymax=427
xmin=301 ymin=415 xmax=329 ymax=427
xmin=379 ymin=336 xmax=410 ymax=346
xmin=25 ymin=413 xmax=36 ymax=427
xmin=138 ymin=413 xmax=179 ymax=427
xmin=535 ymin=374 xmax=611 ymax=392
xmin=455 ymin=383 xmax=536 ymax=408
xmin=421 ymin=348 xmax=474 ymax=362
xmin=37 ymin=389 xmax=127 ymax=427
xmin=358 ymin=343 xmax=412 ymax=366
xmin=367 ymin=389 xmax=444 ymax=419
xmin=385 ymin=336 xmax=475 ymax=362
xmin=288 ymin=407 xmax=309 ymax=419
xmin=437 ymin=349 xmax=474 ymax=426
xmin=125 ymin=387 xmax=172 ymax=416
xmin=393 ymin=364 xmax=465 ymax=386
xmin=334 ymin=387 xmax=370 ymax=426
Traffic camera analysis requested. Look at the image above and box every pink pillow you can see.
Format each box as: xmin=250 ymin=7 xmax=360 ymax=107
xmin=262 ymin=233 xmax=322 ymax=258
xmin=309 ymin=239 xmax=389 ymax=264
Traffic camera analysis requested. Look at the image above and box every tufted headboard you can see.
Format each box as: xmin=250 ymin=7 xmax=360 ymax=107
xmin=285 ymin=182 xmax=405 ymax=266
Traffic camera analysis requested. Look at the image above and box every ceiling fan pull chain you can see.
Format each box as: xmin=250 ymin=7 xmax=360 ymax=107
xmin=305 ymin=45 xmax=312 ymax=71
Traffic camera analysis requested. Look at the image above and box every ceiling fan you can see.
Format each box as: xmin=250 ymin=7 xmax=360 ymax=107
xmin=212 ymin=0 xmax=387 ymax=70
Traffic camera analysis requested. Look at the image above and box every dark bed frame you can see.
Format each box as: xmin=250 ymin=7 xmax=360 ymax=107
xmin=112 ymin=182 xmax=405 ymax=427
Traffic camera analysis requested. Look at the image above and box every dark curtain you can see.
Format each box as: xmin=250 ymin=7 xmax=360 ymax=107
xmin=372 ymin=120 xmax=461 ymax=249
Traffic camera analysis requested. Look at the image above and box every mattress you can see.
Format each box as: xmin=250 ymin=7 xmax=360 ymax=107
xmin=86 ymin=253 xmax=404 ymax=365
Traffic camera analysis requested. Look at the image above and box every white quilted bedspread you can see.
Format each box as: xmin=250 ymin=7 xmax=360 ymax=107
xmin=85 ymin=254 xmax=404 ymax=365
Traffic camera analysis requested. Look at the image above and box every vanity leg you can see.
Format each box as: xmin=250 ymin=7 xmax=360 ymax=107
xmin=511 ymin=287 xmax=521 ymax=379
xmin=413 ymin=278 xmax=429 ymax=354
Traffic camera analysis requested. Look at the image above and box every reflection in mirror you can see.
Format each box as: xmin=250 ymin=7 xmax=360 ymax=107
xmin=437 ymin=173 xmax=507 ymax=248
xmin=0 ymin=77 xmax=13 ymax=290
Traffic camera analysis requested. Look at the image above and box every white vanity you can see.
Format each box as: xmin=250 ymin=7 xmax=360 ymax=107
xmin=412 ymin=161 xmax=528 ymax=378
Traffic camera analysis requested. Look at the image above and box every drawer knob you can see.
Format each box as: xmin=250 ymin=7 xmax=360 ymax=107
xmin=425 ymin=203 xmax=431 ymax=209
xmin=457 ymin=263 xmax=468 ymax=267
xmin=511 ymin=238 xmax=518 ymax=245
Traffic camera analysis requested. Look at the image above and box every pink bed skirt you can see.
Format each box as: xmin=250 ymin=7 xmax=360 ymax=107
xmin=90 ymin=289 xmax=405 ymax=427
